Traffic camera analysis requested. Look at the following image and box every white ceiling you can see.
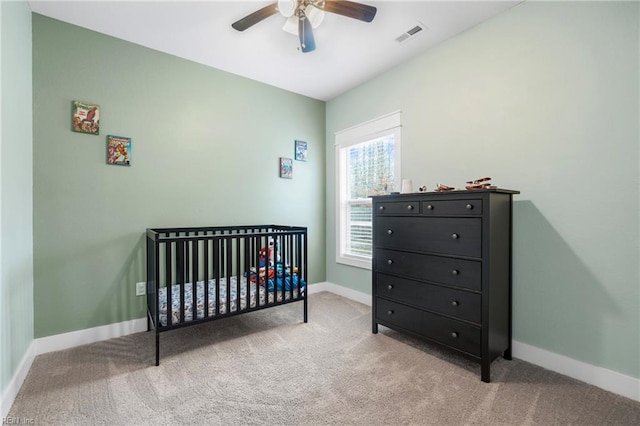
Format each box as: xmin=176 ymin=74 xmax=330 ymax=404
xmin=28 ymin=1 xmax=520 ymax=101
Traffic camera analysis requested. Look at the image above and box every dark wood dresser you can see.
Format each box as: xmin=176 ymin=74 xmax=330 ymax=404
xmin=371 ymin=189 xmax=519 ymax=382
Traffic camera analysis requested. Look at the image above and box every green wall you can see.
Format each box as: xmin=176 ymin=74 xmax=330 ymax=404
xmin=32 ymin=14 xmax=326 ymax=338
xmin=1 ymin=0 xmax=34 ymax=398
xmin=326 ymin=1 xmax=639 ymax=379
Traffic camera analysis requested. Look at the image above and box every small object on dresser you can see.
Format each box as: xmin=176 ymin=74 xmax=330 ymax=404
xmin=401 ymin=179 xmax=413 ymax=194
xmin=435 ymin=183 xmax=455 ymax=192
xmin=418 ymin=185 xmax=428 ymax=192
xmin=465 ymin=177 xmax=492 ymax=190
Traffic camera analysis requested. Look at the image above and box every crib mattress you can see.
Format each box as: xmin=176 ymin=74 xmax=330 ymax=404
xmin=157 ymin=276 xmax=303 ymax=327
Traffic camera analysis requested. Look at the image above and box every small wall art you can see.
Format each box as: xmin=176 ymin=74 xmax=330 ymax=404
xmin=295 ymin=140 xmax=308 ymax=161
xmin=279 ymin=157 xmax=293 ymax=179
xmin=107 ymin=135 xmax=132 ymax=166
xmin=72 ymin=100 xmax=100 ymax=135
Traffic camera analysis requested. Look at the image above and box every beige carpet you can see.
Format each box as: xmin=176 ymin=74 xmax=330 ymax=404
xmin=9 ymin=292 xmax=640 ymax=425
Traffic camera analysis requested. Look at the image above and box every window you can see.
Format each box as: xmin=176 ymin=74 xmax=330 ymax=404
xmin=335 ymin=111 xmax=401 ymax=269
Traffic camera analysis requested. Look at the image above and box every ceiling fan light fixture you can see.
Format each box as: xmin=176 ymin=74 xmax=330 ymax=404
xmin=277 ymin=0 xmax=297 ymax=18
xmin=282 ymin=15 xmax=299 ymax=35
xmin=298 ymin=10 xmax=316 ymax=52
xmin=304 ymin=5 xmax=325 ymax=29
xmin=233 ymin=0 xmax=376 ymax=52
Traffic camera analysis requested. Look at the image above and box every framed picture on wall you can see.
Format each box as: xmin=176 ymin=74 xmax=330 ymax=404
xmin=279 ymin=157 xmax=293 ymax=179
xmin=106 ymin=135 xmax=132 ymax=166
xmin=295 ymin=140 xmax=308 ymax=161
xmin=72 ymin=100 xmax=100 ymax=135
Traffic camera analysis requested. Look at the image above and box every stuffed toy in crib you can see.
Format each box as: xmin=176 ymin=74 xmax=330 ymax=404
xmin=246 ymin=238 xmax=302 ymax=292
xmin=250 ymin=238 xmax=280 ymax=282
xmin=259 ymin=238 xmax=280 ymax=267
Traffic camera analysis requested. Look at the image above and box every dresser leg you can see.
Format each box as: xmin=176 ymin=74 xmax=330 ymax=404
xmin=481 ymin=363 xmax=491 ymax=383
xmin=504 ymin=347 xmax=512 ymax=360
xmin=372 ymin=322 xmax=378 ymax=334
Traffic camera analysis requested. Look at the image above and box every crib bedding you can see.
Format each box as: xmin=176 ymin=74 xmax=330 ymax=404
xmin=158 ymin=275 xmax=304 ymax=326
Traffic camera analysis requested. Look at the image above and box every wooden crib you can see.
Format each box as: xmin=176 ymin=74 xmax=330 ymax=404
xmin=146 ymin=225 xmax=308 ymax=364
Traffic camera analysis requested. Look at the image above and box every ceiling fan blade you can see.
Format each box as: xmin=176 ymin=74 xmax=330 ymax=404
xmin=322 ymin=0 xmax=377 ymax=23
xmin=299 ymin=13 xmax=316 ymax=53
xmin=232 ymin=2 xmax=279 ymax=31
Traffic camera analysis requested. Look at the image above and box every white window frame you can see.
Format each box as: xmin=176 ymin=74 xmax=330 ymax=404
xmin=335 ymin=111 xmax=402 ymax=269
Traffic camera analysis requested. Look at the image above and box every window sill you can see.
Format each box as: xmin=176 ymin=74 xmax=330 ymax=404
xmin=336 ymin=255 xmax=371 ymax=270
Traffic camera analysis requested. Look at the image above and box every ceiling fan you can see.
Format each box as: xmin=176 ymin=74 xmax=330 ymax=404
xmin=231 ymin=0 xmax=377 ymax=53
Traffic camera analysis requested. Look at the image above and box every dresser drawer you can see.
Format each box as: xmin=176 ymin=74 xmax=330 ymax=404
xmin=422 ymin=309 xmax=481 ymax=357
xmin=376 ymin=298 xmax=481 ymax=357
xmin=375 ymin=200 xmax=420 ymax=216
xmin=375 ymin=273 xmax=481 ymax=323
xmin=375 ymin=217 xmax=481 ymax=258
xmin=375 ymin=249 xmax=482 ymax=291
xmin=421 ymin=199 xmax=482 ymax=216
xmin=375 ymin=298 xmax=423 ymax=335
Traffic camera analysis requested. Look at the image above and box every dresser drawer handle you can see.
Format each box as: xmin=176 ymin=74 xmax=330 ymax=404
xmin=387 ymin=229 xmax=393 ymax=235
xmin=451 ymin=300 xmax=459 ymax=307
xmin=451 ymin=332 xmax=459 ymax=339
xmin=387 ymin=310 xmax=394 ymax=315
xmin=387 ymin=259 xmax=393 ymax=265
xmin=379 ymin=205 xmax=385 ymax=211
xmin=452 ymin=269 xmax=459 ymax=276
xmin=452 ymin=233 xmax=459 ymax=240
xmin=387 ymin=284 xmax=394 ymax=290
xmin=407 ymin=205 xmax=414 ymax=210
xmin=466 ymin=203 xmax=473 ymax=210
xmin=426 ymin=204 xmax=434 ymax=210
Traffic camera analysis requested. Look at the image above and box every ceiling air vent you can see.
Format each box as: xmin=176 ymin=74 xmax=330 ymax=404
xmin=395 ymin=22 xmax=427 ymax=43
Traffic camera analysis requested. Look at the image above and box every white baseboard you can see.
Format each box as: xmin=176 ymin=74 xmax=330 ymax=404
xmin=512 ymin=341 xmax=639 ymax=402
xmin=307 ymin=281 xmax=328 ymax=294
xmin=308 ymin=281 xmax=372 ymax=306
xmin=0 ymin=341 xmax=36 ymax=419
xmin=35 ymin=317 xmax=148 ymax=355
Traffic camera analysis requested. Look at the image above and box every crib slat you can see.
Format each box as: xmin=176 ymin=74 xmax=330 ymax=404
xmin=192 ymin=237 xmax=198 ymax=321
xmin=302 ymin=231 xmax=308 ymax=322
xmin=287 ymin=234 xmax=292 ymax=301
xmin=252 ymin=234 xmax=257 ymax=308
xmin=204 ymin=238 xmax=209 ymax=319
xmin=226 ymin=238 xmax=232 ymax=313
xmin=166 ymin=240 xmax=172 ymax=327
xmin=273 ymin=235 xmax=278 ymax=304
xmin=293 ymin=234 xmax=298 ymax=300
xmin=154 ymin=239 xmax=161 ymax=366
xmin=282 ymin=236 xmax=286 ymax=302
xmin=236 ymin=234 xmax=241 ymax=313
xmin=262 ymin=234 xmax=267 ymax=305
xmin=244 ymin=236 xmax=250 ymax=311
xmin=178 ymin=238 xmax=185 ymax=324
xmin=213 ymin=238 xmax=220 ymax=317
xmin=273 ymin=234 xmax=278 ymax=304
xmin=253 ymin=236 xmax=259 ymax=307
xmin=267 ymin=235 xmax=273 ymax=306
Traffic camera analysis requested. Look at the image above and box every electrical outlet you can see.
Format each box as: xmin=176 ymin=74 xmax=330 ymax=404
xmin=136 ymin=281 xmax=146 ymax=296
